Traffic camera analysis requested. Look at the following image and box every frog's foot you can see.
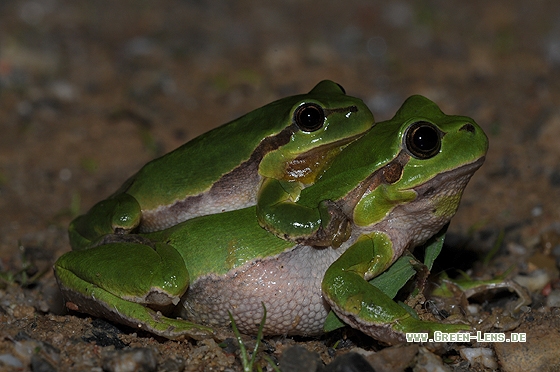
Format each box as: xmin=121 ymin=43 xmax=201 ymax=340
xmin=329 ymin=295 xmax=470 ymax=345
xmin=299 ymin=200 xmax=351 ymax=248
xmin=69 ymin=193 xmax=142 ymax=250
xmin=430 ymin=276 xmax=532 ymax=316
xmin=461 ymin=279 xmax=532 ymax=313
xmin=59 ymin=280 xmax=213 ymax=340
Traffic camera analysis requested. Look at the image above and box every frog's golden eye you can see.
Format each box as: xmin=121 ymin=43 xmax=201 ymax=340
xmin=294 ymin=103 xmax=325 ymax=132
xmin=404 ymin=121 xmax=441 ymax=159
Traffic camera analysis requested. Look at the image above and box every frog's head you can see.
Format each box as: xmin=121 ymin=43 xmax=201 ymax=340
xmin=259 ymin=80 xmax=374 ymax=184
xmin=349 ymin=95 xmax=488 ymax=247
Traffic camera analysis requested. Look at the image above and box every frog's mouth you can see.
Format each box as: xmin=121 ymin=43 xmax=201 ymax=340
xmin=412 ymin=156 xmax=486 ymax=199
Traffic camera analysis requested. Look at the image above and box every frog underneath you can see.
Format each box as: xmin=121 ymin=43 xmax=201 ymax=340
xmin=55 ymin=94 xmax=488 ymax=344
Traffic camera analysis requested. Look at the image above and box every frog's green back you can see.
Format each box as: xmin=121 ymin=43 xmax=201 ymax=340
xmin=146 ymin=207 xmax=294 ymax=281
xmin=124 ymin=98 xmax=295 ymax=208
xmin=122 ymin=80 xmax=370 ymax=210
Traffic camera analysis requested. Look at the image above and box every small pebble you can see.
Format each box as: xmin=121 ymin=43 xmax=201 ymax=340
xmin=279 ymin=346 xmax=322 ymax=372
xmin=50 ymin=80 xmax=78 ymax=101
xmin=415 ymin=347 xmax=451 ymax=372
xmin=460 ymin=347 xmax=498 ymax=369
xmin=102 ymin=348 xmax=157 ymax=372
xmin=0 ymin=354 xmax=23 ymax=368
xmin=507 ymin=242 xmax=527 ymax=256
xmin=531 ymin=205 xmax=543 ymax=217
xmin=513 ymin=269 xmax=551 ymax=292
xmin=324 ymin=352 xmax=375 ymax=372
xmin=546 ymin=289 xmax=560 ymax=307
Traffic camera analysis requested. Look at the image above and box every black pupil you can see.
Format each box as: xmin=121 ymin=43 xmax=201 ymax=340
xmin=297 ymin=105 xmax=324 ymax=131
xmin=413 ymin=125 xmax=439 ymax=152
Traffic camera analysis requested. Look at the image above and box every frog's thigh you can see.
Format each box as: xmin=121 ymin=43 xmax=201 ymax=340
xmin=56 ymin=242 xmax=188 ymax=304
xmin=55 ymin=242 xmax=211 ymax=339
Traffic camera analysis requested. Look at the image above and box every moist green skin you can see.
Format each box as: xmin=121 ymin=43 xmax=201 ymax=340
xmin=69 ymin=80 xmax=374 ymax=250
xmin=55 ymin=94 xmax=488 ymax=344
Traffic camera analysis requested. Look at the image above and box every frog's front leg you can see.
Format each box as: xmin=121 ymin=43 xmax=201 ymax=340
xmin=257 ymin=177 xmax=350 ymax=247
xmin=322 ymin=232 xmax=470 ymax=344
xmin=54 ymin=239 xmax=213 ymax=340
xmin=68 ymin=193 xmax=142 ymax=250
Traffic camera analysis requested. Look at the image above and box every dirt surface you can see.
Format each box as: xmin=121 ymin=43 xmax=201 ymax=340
xmin=1 ymin=1 xmax=560 ymax=371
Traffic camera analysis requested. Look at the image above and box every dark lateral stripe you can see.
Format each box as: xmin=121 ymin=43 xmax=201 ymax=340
xmin=141 ymin=124 xmax=299 ymax=230
xmin=324 ymin=105 xmax=358 ymax=116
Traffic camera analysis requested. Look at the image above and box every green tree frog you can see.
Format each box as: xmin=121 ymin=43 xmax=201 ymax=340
xmin=69 ymin=80 xmax=374 ymax=250
xmin=55 ymin=94 xmax=488 ymax=344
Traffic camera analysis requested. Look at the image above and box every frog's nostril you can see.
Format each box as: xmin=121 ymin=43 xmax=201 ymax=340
xmin=459 ymin=123 xmax=475 ymax=133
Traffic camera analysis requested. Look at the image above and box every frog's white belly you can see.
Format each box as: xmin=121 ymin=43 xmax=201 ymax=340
xmin=179 ymin=244 xmax=345 ymax=336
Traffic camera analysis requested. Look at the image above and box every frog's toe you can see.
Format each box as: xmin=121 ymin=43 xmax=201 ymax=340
xmin=145 ymin=315 xmax=215 ymax=341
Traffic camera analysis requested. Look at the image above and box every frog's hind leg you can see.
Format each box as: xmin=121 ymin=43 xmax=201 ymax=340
xmin=54 ymin=240 xmax=213 ymax=340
